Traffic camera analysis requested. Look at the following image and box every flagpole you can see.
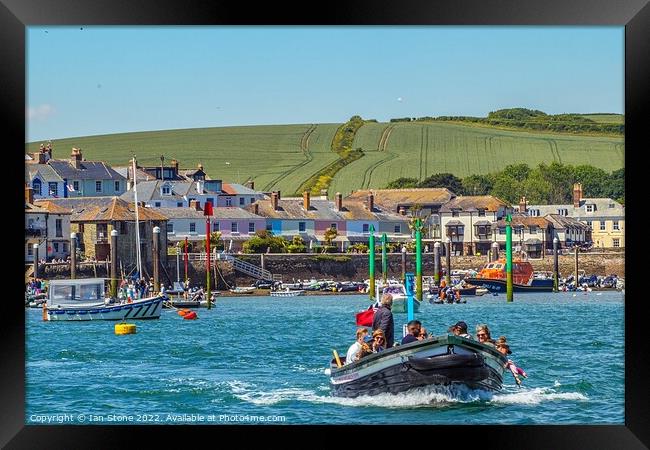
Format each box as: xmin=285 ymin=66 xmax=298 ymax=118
xmin=132 ymin=156 xmax=143 ymax=278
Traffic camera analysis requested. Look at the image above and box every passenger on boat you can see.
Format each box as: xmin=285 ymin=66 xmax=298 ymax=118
xmin=496 ymin=342 xmax=527 ymax=386
xmin=345 ymin=328 xmax=369 ymax=365
xmin=372 ymin=294 xmax=395 ymax=348
xmin=371 ymin=329 xmax=386 ymax=352
xmin=448 ymin=321 xmax=473 ymax=339
xmin=418 ymin=325 xmax=429 ymax=340
xmin=401 ymin=320 xmax=421 ymax=345
xmin=475 ymin=324 xmax=496 ymax=346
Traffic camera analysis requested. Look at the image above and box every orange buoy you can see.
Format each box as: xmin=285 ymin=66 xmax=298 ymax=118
xmin=177 ymin=309 xmax=190 ymax=316
xmin=183 ymin=311 xmax=198 ymax=320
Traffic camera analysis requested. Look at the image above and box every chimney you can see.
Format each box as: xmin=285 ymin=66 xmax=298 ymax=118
xmin=367 ymin=193 xmax=374 ymax=211
xmin=189 ymin=199 xmax=201 ymax=211
xmin=198 ymin=163 xmax=204 ymax=171
xmin=573 ymin=183 xmax=583 ymax=208
xmin=253 ymin=203 xmax=259 ymax=215
xmin=246 ymin=180 xmax=255 ymax=190
xmin=335 ymin=192 xmax=343 ymax=211
xmin=25 ymin=186 xmax=34 ymax=204
xmin=519 ymin=196 xmax=527 ymax=214
xmin=303 ymin=191 xmax=311 ymax=210
xmin=271 ymin=192 xmax=279 ymax=211
xmin=70 ymin=147 xmax=82 ymax=169
xmin=276 ymin=190 xmax=281 ymax=200
xmin=171 ymin=159 xmax=179 ymax=174
xmin=399 ymin=206 xmax=407 ymax=216
xmin=32 ymin=152 xmax=46 ymax=164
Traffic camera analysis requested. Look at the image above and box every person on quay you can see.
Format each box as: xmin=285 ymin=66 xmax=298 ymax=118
xmin=345 ymin=328 xmax=369 ymax=365
xmin=372 ymin=293 xmax=395 ymax=348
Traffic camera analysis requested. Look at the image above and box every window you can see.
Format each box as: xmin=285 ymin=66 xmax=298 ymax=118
xmin=394 ymin=225 xmax=401 ymax=233
xmin=558 ymin=209 xmax=568 ymax=216
xmin=249 ymin=222 xmax=255 ymax=233
xmin=177 ymin=202 xmax=183 ymax=207
xmin=613 ymin=221 xmax=620 ymax=231
xmin=613 ymin=238 xmax=620 ymax=248
xmin=600 ymin=221 xmax=606 ymax=231
xmin=32 ymin=179 xmax=42 ymax=195
xmin=95 ymin=181 xmax=102 ymax=193
xmin=48 ymin=182 xmax=58 ymax=197
xmin=78 ymin=223 xmax=84 ymax=233
xmin=166 ymin=223 xmax=174 ymax=233
xmin=73 ymin=181 xmax=80 ymax=192
xmin=498 ymin=227 xmax=506 ymax=235
xmin=609 ymin=203 xmax=615 ymax=208
xmin=451 ymin=210 xmax=460 ymax=217
xmin=239 ymin=197 xmax=245 ymax=205
xmin=529 ymin=209 xmax=539 ymax=217
xmin=476 ymin=225 xmax=490 ymax=236
xmin=213 ymin=222 xmax=220 ymax=232
xmin=586 ymin=204 xmax=594 ymax=213
xmin=330 ymin=223 xmax=337 ymax=230
xmin=477 ymin=209 xmax=486 ymax=217
xmin=55 ymin=219 xmax=62 ymax=237
xmin=119 ymin=222 xmax=128 ymax=235
xmin=190 ymin=222 xmax=196 ymax=233
xmin=231 ymin=222 xmax=239 ymax=233
xmin=162 ymin=185 xmax=171 ymax=195
xmin=586 ymin=221 xmax=592 ymax=229
xmin=96 ymin=223 xmax=108 ymax=241
xmin=62 ymin=242 xmax=67 ymax=253
xmin=226 ymin=198 xmax=232 ymax=206
xmin=529 ymin=226 xmax=538 ymax=234
xmin=114 ymin=181 xmax=120 ymax=192
xmin=155 ymin=202 xmax=161 ymax=207
xmin=27 ymin=245 xmax=33 ymax=256
xmin=266 ymin=223 xmax=272 ymax=231
xmin=299 ymin=222 xmax=306 ymax=232
xmin=514 ymin=227 xmax=522 ymax=236
xmin=54 ymin=242 xmax=59 ymax=253
xmin=362 ymin=224 xmax=369 ymax=233
xmin=250 ymin=198 xmax=255 ymax=204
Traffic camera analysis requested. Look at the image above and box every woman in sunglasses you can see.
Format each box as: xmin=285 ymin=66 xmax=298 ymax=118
xmin=371 ymin=329 xmax=386 ymax=353
xmin=475 ymin=324 xmax=497 ymax=346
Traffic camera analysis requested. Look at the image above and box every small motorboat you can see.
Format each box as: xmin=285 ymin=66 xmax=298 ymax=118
xmin=229 ymin=286 xmax=256 ymax=295
xmin=270 ymin=289 xmax=304 ymax=297
xmin=382 ymin=284 xmax=421 ymax=313
xmin=329 ymin=334 xmax=506 ymax=398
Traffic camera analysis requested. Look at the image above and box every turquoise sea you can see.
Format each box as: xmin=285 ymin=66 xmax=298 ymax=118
xmin=25 ymin=291 xmax=624 ymax=425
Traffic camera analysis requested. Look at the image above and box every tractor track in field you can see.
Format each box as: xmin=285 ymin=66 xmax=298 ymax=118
xmin=262 ymin=124 xmax=317 ymax=191
xmin=546 ymin=139 xmax=562 ymax=164
xmin=361 ymin=125 xmax=396 ymax=189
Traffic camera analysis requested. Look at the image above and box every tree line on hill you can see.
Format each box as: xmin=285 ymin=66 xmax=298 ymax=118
xmin=390 ymin=108 xmax=623 ymax=135
xmin=385 ymin=162 xmax=624 ymax=205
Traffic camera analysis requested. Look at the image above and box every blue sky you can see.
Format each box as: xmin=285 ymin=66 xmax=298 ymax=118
xmin=26 ymin=26 xmax=624 ymax=142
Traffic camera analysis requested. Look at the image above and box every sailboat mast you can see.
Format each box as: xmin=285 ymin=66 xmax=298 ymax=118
xmin=132 ymin=157 xmax=143 ymax=278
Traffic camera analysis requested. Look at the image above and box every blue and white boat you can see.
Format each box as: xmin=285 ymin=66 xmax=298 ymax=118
xmin=45 ymin=278 xmax=164 ymax=321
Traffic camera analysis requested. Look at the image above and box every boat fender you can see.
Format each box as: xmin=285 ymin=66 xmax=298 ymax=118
xmin=183 ymin=311 xmax=198 ymax=320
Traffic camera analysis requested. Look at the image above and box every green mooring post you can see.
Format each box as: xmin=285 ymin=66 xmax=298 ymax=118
xmin=381 ymin=233 xmax=388 ymax=284
xmin=415 ymin=219 xmax=423 ymax=302
xmin=433 ymin=241 xmax=440 ymax=286
xmin=506 ymin=214 xmax=513 ymax=302
xmin=369 ymin=225 xmax=376 ymax=300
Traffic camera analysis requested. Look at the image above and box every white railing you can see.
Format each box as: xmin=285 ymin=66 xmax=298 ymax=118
xmin=186 ymin=252 xmax=273 ymax=280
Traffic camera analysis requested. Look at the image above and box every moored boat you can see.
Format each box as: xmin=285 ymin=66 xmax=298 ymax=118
xmin=465 ymin=258 xmax=554 ymax=292
xmin=329 ymin=334 xmax=506 ymax=398
xmin=382 ymin=284 xmax=421 ymax=313
xmin=270 ymin=289 xmax=304 ymax=297
xmin=229 ymin=286 xmax=256 ymax=295
xmin=45 ymin=278 xmax=164 ymax=321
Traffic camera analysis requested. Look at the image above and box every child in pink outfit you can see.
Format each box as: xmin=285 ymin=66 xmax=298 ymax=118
xmin=496 ymin=341 xmax=527 ymax=386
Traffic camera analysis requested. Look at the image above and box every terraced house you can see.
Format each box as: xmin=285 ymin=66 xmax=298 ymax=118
xmin=440 ymin=195 xmax=512 ymax=256
xmin=492 ymin=214 xmax=553 ymax=259
xmin=27 ymin=146 xmax=126 ymax=198
xmin=24 ymin=187 xmax=71 ymax=262
xmin=526 ymin=183 xmax=624 ymax=248
xmin=248 ymin=191 xmax=411 ymax=251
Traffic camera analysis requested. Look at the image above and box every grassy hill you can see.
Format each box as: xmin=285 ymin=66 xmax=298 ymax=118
xmin=26 ymin=120 xmax=623 ymax=197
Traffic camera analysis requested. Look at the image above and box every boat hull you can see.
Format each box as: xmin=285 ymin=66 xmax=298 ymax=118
xmin=270 ymin=290 xmax=304 ymax=297
xmin=464 ymin=277 xmax=554 ymax=292
xmin=330 ymin=335 xmax=505 ymax=398
xmin=46 ymin=296 xmax=164 ymax=321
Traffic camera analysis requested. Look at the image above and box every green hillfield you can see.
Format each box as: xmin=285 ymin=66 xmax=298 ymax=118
xmin=26 ymin=120 xmax=624 ymax=197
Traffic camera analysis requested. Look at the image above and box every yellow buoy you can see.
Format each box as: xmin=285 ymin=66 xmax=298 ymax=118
xmin=115 ymin=323 xmax=136 ymax=335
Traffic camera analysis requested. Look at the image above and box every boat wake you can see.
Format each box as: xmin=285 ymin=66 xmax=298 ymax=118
xmin=226 ymin=379 xmax=588 ymax=408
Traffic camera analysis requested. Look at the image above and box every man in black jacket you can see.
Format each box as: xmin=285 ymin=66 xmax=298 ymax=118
xmin=372 ymin=293 xmax=394 ymax=348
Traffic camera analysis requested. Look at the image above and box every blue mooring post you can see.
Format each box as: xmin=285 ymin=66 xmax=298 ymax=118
xmin=405 ymin=272 xmax=415 ymax=322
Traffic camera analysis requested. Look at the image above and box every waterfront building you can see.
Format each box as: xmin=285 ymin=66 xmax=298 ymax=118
xmin=543 ymin=214 xmax=591 ymax=249
xmin=248 ymin=191 xmax=411 ymax=251
xmin=345 ymin=188 xmax=455 ymax=239
xmin=440 ymin=196 xmax=512 ymax=256
xmin=525 ymin=183 xmax=624 ymax=248
xmin=24 ymin=187 xmax=72 ymax=262
xmin=492 ymin=214 xmax=553 ymax=258
xmin=25 ymin=163 xmax=66 ymax=200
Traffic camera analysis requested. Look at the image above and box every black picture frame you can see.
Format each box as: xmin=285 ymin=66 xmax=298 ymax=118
xmin=3 ymin=0 xmax=647 ymax=447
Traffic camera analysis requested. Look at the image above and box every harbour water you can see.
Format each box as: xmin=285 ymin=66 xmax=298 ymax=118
xmin=25 ymin=291 xmax=624 ymax=425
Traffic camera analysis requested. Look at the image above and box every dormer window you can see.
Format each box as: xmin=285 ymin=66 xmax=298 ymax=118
xmin=162 ymin=184 xmax=171 ymax=195
xmin=558 ymin=209 xmax=568 ymax=217
xmin=451 ymin=209 xmax=460 ymax=217
xmin=477 ymin=209 xmax=486 ymax=217
xmin=586 ymin=204 xmax=594 ymax=213
xmin=608 ymin=203 xmax=615 ymax=208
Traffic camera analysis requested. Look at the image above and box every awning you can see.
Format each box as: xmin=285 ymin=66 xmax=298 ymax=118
xmin=473 ymin=220 xmax=492 ymax=226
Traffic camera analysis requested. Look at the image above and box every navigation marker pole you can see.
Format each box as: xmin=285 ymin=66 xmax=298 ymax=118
xmin=381 ymin=233 xmax=388 ymax=285
xmin=368 ymin=225 xmax=376 ymax=300
xmin=506 ymin=214 xmax=513 ymax=302
xmin=415 ymin=219 xmax=423 ymax=302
